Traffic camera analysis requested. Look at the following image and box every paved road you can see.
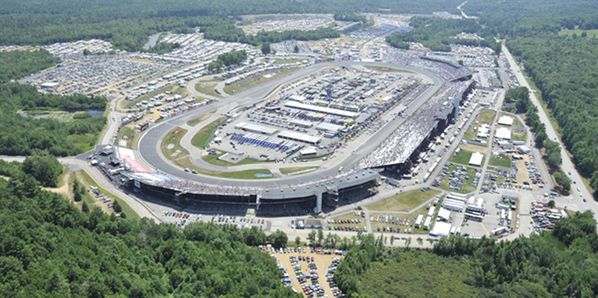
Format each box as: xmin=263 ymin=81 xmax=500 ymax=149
xmin=137 ymin=61 xmax=443 ymax=188
xmin=502 ymin=44 xmax=597 ymax=219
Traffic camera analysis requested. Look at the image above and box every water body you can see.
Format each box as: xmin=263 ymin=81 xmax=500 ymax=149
xmin=87 ymin=110 xmax=104 ymax=117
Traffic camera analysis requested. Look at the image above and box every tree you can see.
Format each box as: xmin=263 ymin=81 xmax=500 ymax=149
xmin=81 ymin=201 xmax=89 ymax=213
xmin=317 ymin=229 xmax=324 ymax=246
xmin=113 ymin=200 xmax=122 ymax=213
xmin=294 ymin=236 xmax=301 ymax=247
xmin=307 ymin=230 xmax=316 ymax=245
xmin=260 ymin=42 xmax=271 ymax=55
xmin=547 ymin=200 xmax=555 ymax=208
xmin=268 ymin=230 xmax=288 ymax=248
xmin=293 ymin=45 xmax=300 ymax=53
xmin=22 ymin=153 xmax=63 ymax=187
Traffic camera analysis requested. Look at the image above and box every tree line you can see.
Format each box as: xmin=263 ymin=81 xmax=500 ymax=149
xmin=0 ymin=159 xmax=299 ymax=297
xmin=0 ymin=0 xmax=463 ymax=52
xmin=0 ymin=51 xmax=106 ymax=156
xmin=504 ymin=87 xmax=571 ymax=192
xmin=463 ymin=0 xmax=598 ymax=198
xmin=207 ymin=50 xmax=248 ymax=72
xmin=335 ymin=211 xmax=598 ymax=297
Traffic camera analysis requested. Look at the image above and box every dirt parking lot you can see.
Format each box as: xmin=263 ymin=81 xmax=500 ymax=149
xmin=272 ymin=250 xmax=342 ymax=297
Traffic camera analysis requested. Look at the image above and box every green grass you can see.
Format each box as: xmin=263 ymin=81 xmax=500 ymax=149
xmin=223 ymin=67 xmax=299 ymax=95
xmin=186 ymin=110 xmax=215 ymax=126
xmin=559 ymin=28 xmax=598 ymax=38
xmin=161 ymin=127 xmax=189 ymax=160
xmin=201 ymin=153 xmax=265 ymax=166
xmin=506 ymin=114 xmax=527 ymax=142
xmin=116 ymin=126 xmax=140 ymax=149
xmin=77 ymin=171 xmax=140 ymax=219
xmin=364 ymin=65 xmax=409 ymax=73
xmin=366 ymin=189 xmax=440 ymax=212
xmin=479 ymin=109 xmax=497 ymax=124
xmin=440 ymin=164 xmax=478 ymax=194
xmin=68 ymin=133 xmax=98 ymax=153
xmin=280 ymin=166 xmax=319 ymax=175
xmin=463 ymin=109 xmax=496 ymax=145
xmin=451 ymin=149 xmax=474 ymax=165
xmin=195 ymin=80 xmax=222 ymax=98
xmin=521 ymin=73 xmax=562 ymax=138
xmin=177 ymin=157 xmax=273 ymax=179
xmin=354 ymin=250 xmax=477 ymax=298
xmin=191 ymin=117 xmax=227 ymax=149
xmin=272 ymin=58 xmax=301 ymax=65
xmin=489 ymin=154 xmax=512 ymax=168
xmin=69 ymin=173 xmax=97 ymax=211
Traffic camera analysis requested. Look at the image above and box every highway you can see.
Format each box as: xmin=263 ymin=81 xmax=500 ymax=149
xmin=502 ymin=43 xmax=598 ymax=219
xmin=137 ymin=61 xmax=444 ymax=188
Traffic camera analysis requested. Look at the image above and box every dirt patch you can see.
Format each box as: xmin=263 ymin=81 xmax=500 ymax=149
xmin=43 ymin=172 xmax=72 ymax=198
xmin=272 ymin=251 xmax=341 ymax=297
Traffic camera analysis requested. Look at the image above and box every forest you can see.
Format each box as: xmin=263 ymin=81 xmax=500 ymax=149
xmin=463 ymin=0 xmax=598 ymax=198
xmin=0 ymin=51 xmax=106 ymax=156
xmin=0 ymin=160 xmax=298 ymax=297
xmin=0 ymin=0 xmax=462 ymax=52
xmin=208 ymin=50 xmax=248 ymax=72
xmin=335 ymin=212 xmax=598 ymax=297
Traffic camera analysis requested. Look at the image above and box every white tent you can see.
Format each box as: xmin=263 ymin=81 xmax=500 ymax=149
xmin=498 ymin=115 xmax=514 ymax=126
xmin=469 ymin=152 xmax=484 ymax=167
xmin=495 ymin=127 xmax=512 ymax=140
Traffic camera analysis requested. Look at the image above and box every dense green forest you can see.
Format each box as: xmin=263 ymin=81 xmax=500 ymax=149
xmin=0 ymin=50 xmax=59 ymax=83
xmin=335 ymin=212 xmax=598 ymax=297
xmin=0 ymin=0 xmax=461 ymax=52
xmin=0 ymin=160 xmax=298 ymax=297
xmin=0 ymin=51 xmax=106 ymax=155
xmin=385 ymin=17 xmax=500 ymax=52
xmin=208 ymin=50 xmax=248 ymax=72
xmin=461 ymin=0 xmax=598 ymax=198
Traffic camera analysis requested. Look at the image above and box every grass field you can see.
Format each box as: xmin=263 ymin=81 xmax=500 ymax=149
xmin=354 ymin=250 xmax=477 ymax=297
xmin=77 ymin=171 xmax=139 ymax=219
xmin=116 ymin=126 xmax=140 ymax=149
xmin=201 ymin=153 xmax=264 ymax=167
xmin=507 ymin=115 xmax=527 ymax=142
xmin=439 ymin=164 xmax=478 ymax=194
xmin=186 ymin=110 xmax=215 ymax=126
xmin=272 ymin=58 xmax=301 ymax=65
xmin=223 ymin=67 xmax=299 ymax=95
xmin=559 ymin=28 xmax=598 ymax=38
xmin=364 ymin=65 xmax=409 ymax=73
xmin=451 ymin=149 xmax=474 ymax=165
xmin=463 ymin=109 xmax=497 ymax=145
xmin=366 ymin=189 xmax=440 ymax=212
xmin=191 ymin=117 xmax=227 ymax=149
xmin=176 ymin=157 xmax=273 ymax=179
xmin=489 ymin=154 xmax=513 ymax=168
xmin=161 ymin=127 xmax=189 ymax=160
xmin=195 ymin=80 xmax=222 ymax=98
xmin=280 ymin=166 xmax=319 ymax=175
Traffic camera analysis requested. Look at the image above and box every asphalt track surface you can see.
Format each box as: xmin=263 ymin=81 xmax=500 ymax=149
xmin=137 ymin=61 xmax=443 ymax=188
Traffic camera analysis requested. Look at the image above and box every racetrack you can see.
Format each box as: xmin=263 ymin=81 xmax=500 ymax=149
xmin=137 ymin=61 xmax=443 ymax=188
